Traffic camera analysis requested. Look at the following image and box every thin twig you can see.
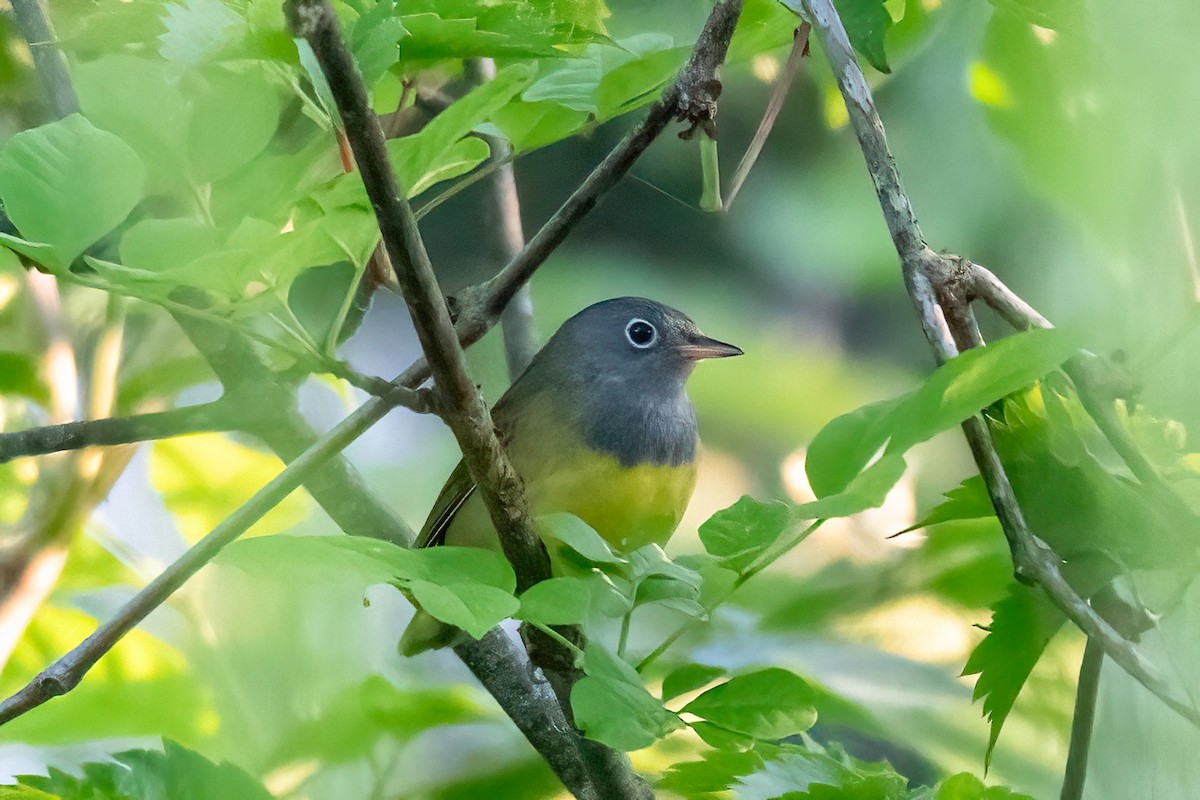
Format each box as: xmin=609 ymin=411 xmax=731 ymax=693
xmin=0 ymin=402 xmax=230 ymax=463
xmin=801 ymin=0 xmax=1200 ymax=729
xmin=1061 ymin=637 xmax=1103 ymax=800
xmin=725 ymin=23 xmax=811 ymax=209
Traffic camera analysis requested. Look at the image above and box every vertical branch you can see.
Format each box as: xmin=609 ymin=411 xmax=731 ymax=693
xmin=467 ymin=58 xmax=538 ymax=381
xmin=800 ymin=0 xmax=1200 ymax=729
xmin=9 ymin=0 xmax=78 ymax=119
xmin=285 ymin=0 xmax=550 ymax=588
xmin=1061 ymin=637 xmax=1103 ymax=800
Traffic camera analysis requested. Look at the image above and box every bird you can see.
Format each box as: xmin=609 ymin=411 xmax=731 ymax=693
xmin=399 ymin=297 xmax=742 ymax=655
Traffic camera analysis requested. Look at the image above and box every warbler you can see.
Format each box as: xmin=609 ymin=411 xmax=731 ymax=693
xmin=399 ymin=297 xmax=741 ymax=654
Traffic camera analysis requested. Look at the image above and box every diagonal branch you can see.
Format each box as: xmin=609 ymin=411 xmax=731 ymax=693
xmin=800 ymin=0 xmax=1200 ymax=728
xmin=10 ymin=0 xmax=77 ymax=119
xmin=0 ymin=3 xmax=746 ymax=794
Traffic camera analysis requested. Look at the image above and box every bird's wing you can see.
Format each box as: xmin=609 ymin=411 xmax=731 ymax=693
xmin=416 ymin=459 xmax=476 ymax=548
xmin=416 ymin=389 xmax=532 ymax=548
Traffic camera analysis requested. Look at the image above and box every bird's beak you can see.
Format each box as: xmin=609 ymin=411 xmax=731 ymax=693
xmin=679 ymin=333 xmax=744 ymax=360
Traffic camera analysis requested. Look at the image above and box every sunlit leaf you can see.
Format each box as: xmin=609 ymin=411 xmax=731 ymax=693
xmin=536 ymin=513 xmax=626 ymax=565
xmin=0 ymin=115 xmax=145 ymax=271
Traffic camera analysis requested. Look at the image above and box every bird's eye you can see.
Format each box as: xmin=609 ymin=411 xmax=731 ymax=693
xmin=625 ymin=318 xmax=657 ymax=349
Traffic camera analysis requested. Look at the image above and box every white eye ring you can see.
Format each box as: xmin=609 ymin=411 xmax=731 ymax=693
xmin=625 ymin=318 xmax=658 ymax=349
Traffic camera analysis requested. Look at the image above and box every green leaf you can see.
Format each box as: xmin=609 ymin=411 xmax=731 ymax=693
xmin=572 ymin=643 xmax=681 ymax=750
xmin=348 ymin=0 xmax=406 ymax=89
xmin=834 ymin=0 xmax=894 ymax=73
xmin=408 ymin=579 xmax=520 ymax=639
xmin=962 ymin=584 xmax=1067 ymax=766
xmin=19 ymin=740 xmax=272 ymax=800
xmin=682 ymin=668 xmax=817 ymax=739
xmin=0 ymin=114 xmax=145 ymax=272
xmin=537 ymin=512 xmax=626 ymax=564
xmin=388 ymin=64 xmax=532 ymax=196
xmin=517 ymin=576 xmax=593 ymax=625
xmin=523 ymin=56 xmax=603 ymax=113
xmin=658 ymin=748 xmax=766 ymax=797
xmin=185 ymin=64 xmax=285 ymax=184
xmin=934 ymin=772 xmax=1035 ymax=800
xmin=806 ymin=328 xmax=1078 ymax=497
xmin=805 ymin=395 xmax=904 ymax=499
xmin=779 ymin=0 xmax=893 ymax=73
xmin=594 ymin=45 xmax=689 ymax=119
xmin=661 ymin=663 xmax=727 ymax=702
xmin=898 ymin=475 xmax=994 ymax=535
xmin=699 ymin=496 xmax=793 ymax=572
xmin=690 ymin=721 xmax=757 ymax=752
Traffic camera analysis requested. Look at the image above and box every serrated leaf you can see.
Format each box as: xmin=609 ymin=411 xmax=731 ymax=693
xmin=348 ymin=0 xmax=406 ymax=88
xmin=0 ymin=114 xmax=145 ymax=272
xmin=962 ymin=584 xmax=1067 ymax=766
xmin=898 ymin=475 xmax=994 ymax=535
xmin=658 ymin=749 xmax=765 ymax=797
xmin=517 ymin=576 xmax=592 ymax=625
xmin=573 ymin=643 xmax=681 ymax=750
xmin=682 ymin=668 xmax=817 ymax=739
xmin=537 ymin=513 xmax=625 ymax=564
xmin=662 ymin=663 xmax=727 ymax=702
xmin=699 ymin=496 xmax=793 ymax=572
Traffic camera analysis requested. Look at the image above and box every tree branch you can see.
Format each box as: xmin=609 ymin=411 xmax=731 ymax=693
xmin=801 ymin=0 xmax=1200 ymax=728
xmin=9 ymin=0 xmax=77 ymax=120
xmin=0 ymin=403 xmax=230 ymax=463
xmin=1060 ymin=636 xmax=1103 ymax=800
xmin=0 ymin=376 xmax=419 ymax=725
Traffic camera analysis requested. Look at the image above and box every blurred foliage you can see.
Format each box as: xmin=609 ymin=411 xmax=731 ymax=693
xmin=0 ymin=0 xmax=1197 ymax=797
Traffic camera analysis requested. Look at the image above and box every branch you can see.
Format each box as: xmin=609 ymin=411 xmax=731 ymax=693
xmin=0 ymin=376 xmax=418 ymax=724
xmin=0 ymin=403 xmax=230 ymax=463
xmin=451 ymin=0 xmax=747 ymax=347
xmin=9 ymin=0 xmax=77 ymax=120
xmin=453 ymin=631 xmax=595 ymax=798
xmin=1060 ymin=637 xmax=1102 ymax=800
xmin=801 ymin=0 xmax=1200 ymax=729
xmin=286 ymin=0 xmax=550 ymax=591
xmin=467 ymin=57 xmax=539 ymax=380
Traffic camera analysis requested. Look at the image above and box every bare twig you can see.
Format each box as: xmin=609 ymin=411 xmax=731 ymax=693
xmin=467 ymin=58 xmax=539 ymax=380
xmin=725 ymin=23 xmax=811 ymax=209
xmin=9 ymin=0 xmax=77 ymax=119
xmin=0 ymin=403 xmax=230 ymax=463
xmin=1061 ymin=637 xmax=1103 ymax=800
xmin=801 ymin=0 xmax=1200 ymax=728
